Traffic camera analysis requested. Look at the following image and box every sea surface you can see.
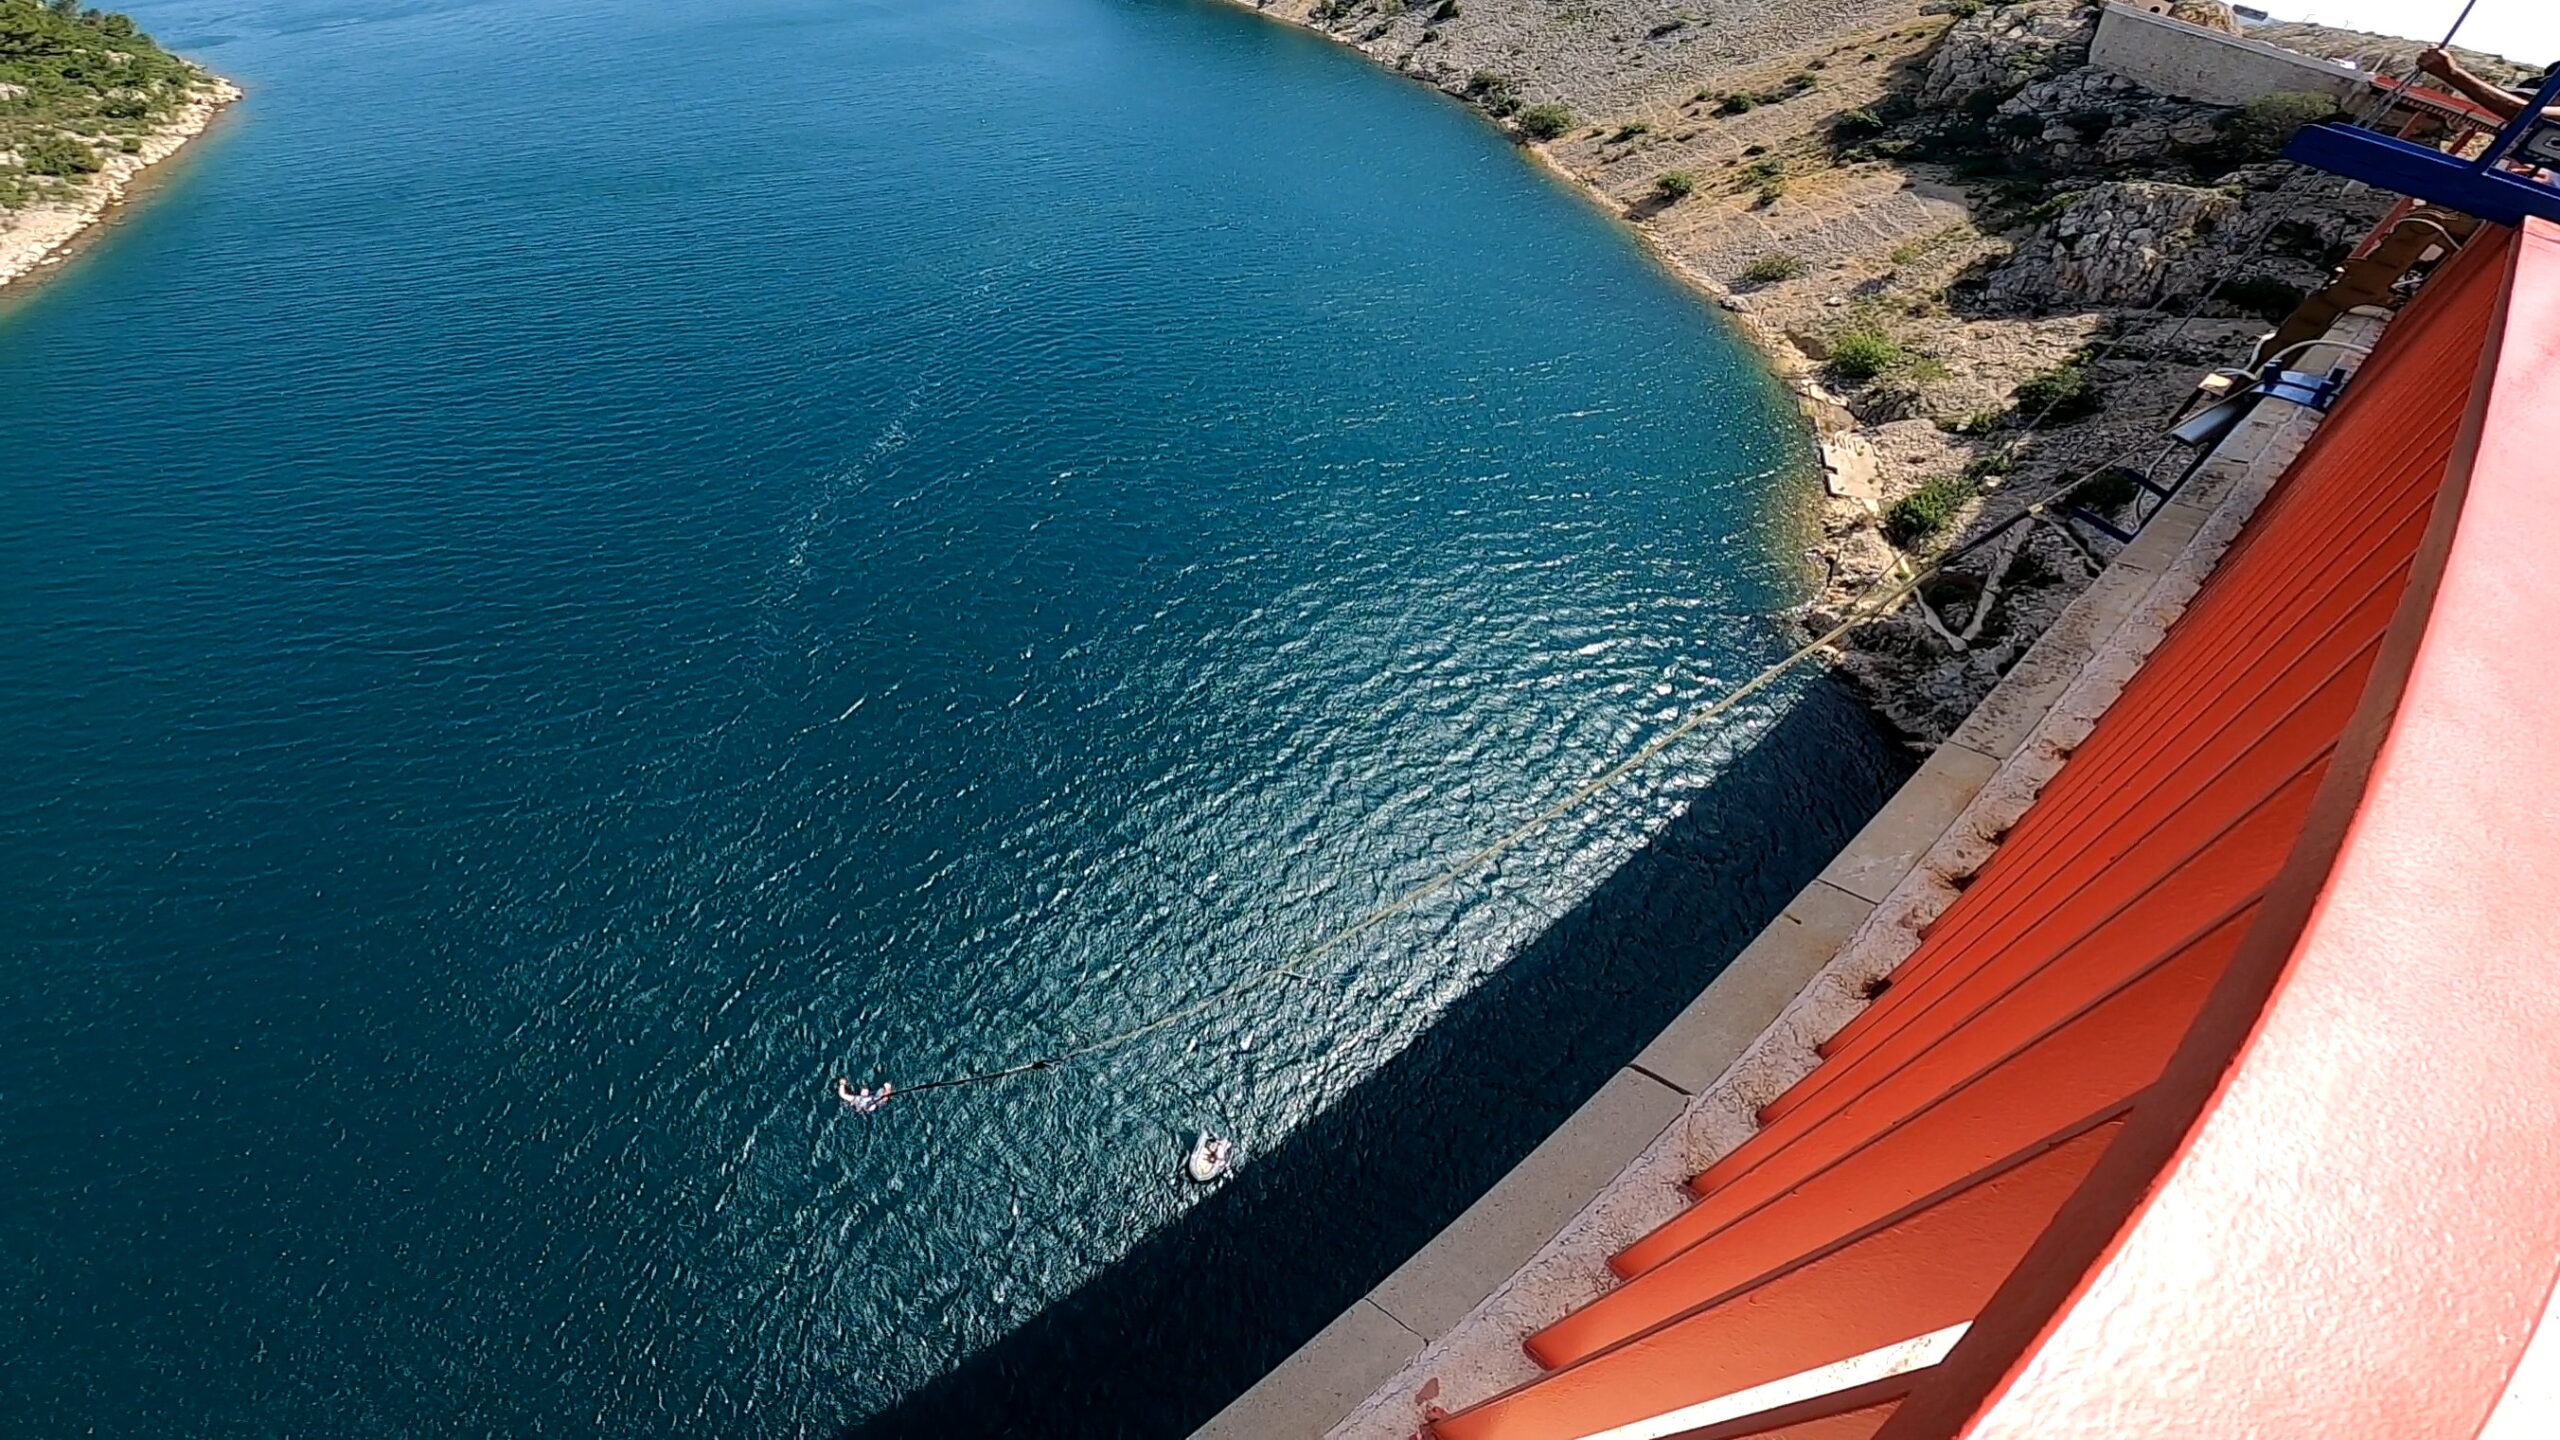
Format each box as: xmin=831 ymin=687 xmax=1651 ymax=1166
xmin=0 ymin=0 xmax=1908 ymax=1434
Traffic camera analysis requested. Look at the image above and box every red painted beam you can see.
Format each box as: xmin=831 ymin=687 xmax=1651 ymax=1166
xmin=1875 ymin=224 xmax=2555 ymax=1440
xmin=1593 ymin=913 xmax=2233 ymax=1298
xmin=1434 ymin=1123 xmax=2121 ymax=1440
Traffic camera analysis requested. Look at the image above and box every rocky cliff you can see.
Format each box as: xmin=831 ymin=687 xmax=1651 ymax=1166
xmin=1233 ymin=0 xmax=2427 ymax=741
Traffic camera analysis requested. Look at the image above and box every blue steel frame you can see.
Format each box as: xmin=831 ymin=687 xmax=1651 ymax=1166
xmin=2284 ymin=69 xmax=2560 ymax=228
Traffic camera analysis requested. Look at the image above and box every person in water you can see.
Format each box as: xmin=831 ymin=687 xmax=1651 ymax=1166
xmin=834 ymin=1077 xmax=886 ymax=1114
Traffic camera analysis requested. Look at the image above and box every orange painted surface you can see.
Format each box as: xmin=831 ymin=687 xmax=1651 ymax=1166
xmin=1803 ymin=602 xmax=2391 ymax=1071
xmin=1437 ymin=221 xmax=2539 ymax=1440
xmin=1595 ymin=915 xmax=2233 ymax=1293
xmin=1806 ymin=495 xmax=2427 ymax=1071
xmin=1435 ymin=1123 xmax=2119 ymax=1440
xmin=1541 ymin=1107 xmax=2122 ymax=1368
xmin=1669 ymin=1398 xmax=1901 ymax=1440
xmin=1738 ymin=773 xmax=2312 ymax=1143
xmin=1944 ymin=220 xmax=2560 ymax=1440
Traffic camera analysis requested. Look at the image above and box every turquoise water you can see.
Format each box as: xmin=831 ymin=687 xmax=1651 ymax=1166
xmin=0 ymin=0 xmax=1907 ymax=1434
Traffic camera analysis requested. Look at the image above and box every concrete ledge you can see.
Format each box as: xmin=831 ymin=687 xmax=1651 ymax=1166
xmin=1368 ymin=1068 xmax=1688 ymax=1340
xmin=2093 ymin=1 xmax=2374 ymax=109
xmin=1815 ymin=743 xmax=2001 ymax=904
xmin=1195 ymin=1300 xmax=1426 ymax=1440
xmin=1949 ymin=558 xmax=2159 ymax=760
xmin=1632 ymin=879 xmax=1876 ymax=1095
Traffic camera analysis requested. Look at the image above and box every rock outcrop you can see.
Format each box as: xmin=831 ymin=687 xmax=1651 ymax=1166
xmin=1915 ymin=0 xmax=2095 ymax=109
xmin=1988 ymin=180 xmax=2236 ymax=308
xmin=1996 ymin=66 xmax=2226 ymax=165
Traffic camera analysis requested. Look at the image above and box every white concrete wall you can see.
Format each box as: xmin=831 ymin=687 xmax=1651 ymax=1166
xmin=2092 ymin=1 xmax=2370 ymax=108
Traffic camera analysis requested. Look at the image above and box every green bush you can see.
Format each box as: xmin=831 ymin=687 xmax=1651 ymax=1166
xmin=1463 ymin=70 xmax=1521 ymax=116
xmin=2226 ymin=91 xmax=2340 ymax=161
xmin=1829 ymin=327 xmax=1904 ymax=381
xmin=1883 ymin=473 xmax=1974 ymax=547
xmin=1517 ymin=101 xmax=1574 ymax=140
xmin=1832 ymin=108 xmax=1886 ymax=143
xmin=1611 ymin=122 xmax=1651 ymax=142
xmin=1715 ymin=93 xmax=1757 ymax=116
xmin=1741 ymin=252 xmax=1807 ymax=284
xmin=1655 ymin=170 xmax=1697 ymax=201
xmin=21 ymin=132 xmax=101 ymax=176
xmin=2013 ymin=364 xmax=2104 ymax=425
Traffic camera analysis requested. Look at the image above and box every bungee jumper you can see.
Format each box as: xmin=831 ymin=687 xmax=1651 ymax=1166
xmin=829 ymin=1057 xmax=1058 ymax=1113
xmin=835 ymin=1077 xmax=893 ymax=1114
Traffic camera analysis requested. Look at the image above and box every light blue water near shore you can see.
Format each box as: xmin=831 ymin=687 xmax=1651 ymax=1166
xmin=0 ymin=1 xmax=1907 ymax=1434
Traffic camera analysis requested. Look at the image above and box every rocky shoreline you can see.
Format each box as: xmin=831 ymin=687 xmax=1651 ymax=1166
xmin=1220 ymin=0 xmax=2457 ymax=742
xmin=0 ymin=75 xmax=241 ymax=294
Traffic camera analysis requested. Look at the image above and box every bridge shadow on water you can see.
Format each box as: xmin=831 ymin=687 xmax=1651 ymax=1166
xmin=841 ymin=677 xmax=1911 ymax=1439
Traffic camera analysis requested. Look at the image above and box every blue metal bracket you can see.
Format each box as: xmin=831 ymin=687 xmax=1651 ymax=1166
xmin=2284 ymin=67 xmax=2560 ymax=228
xmin=2259 ymin=369 xmax=2344 ymax=411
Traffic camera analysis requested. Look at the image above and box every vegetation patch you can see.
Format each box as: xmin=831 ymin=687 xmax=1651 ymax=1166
xmin=1517 ymin=101 xmax=1574 ymax=141
xmin=1831 ymin=108 xmax=1886 ymax=144
xmin=1740 ymin=251 xmax=1807 ymax=284
xmin=1829 ymin=327 xmax=1905 ymax=382
xmin=1964 ymin=448 xmax=2018 ymax=481
xmin=1654 ymin=170 xmax=1696 ymax=202
xmin=1463 ymin=70 xmax=1523 ymax=118
xmin=1706 ymin=71 xmax=1819 ymax=117
xmin=1882 ymin=472 xmax=1974 ymax=547
xmin=0 ymin=0 xmax=207 ymax=207
xmin=2013 ymin=364 xmax=2104 ymax=426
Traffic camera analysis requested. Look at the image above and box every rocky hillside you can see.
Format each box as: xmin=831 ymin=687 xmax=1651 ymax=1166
xmin=2250 ymin=21 xmax=2538 ymax=88
xmin=1237 ymin=0 xmax=1926 ymax=116
xmin=1235 ymin=0 xmax=2438 ymax=742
